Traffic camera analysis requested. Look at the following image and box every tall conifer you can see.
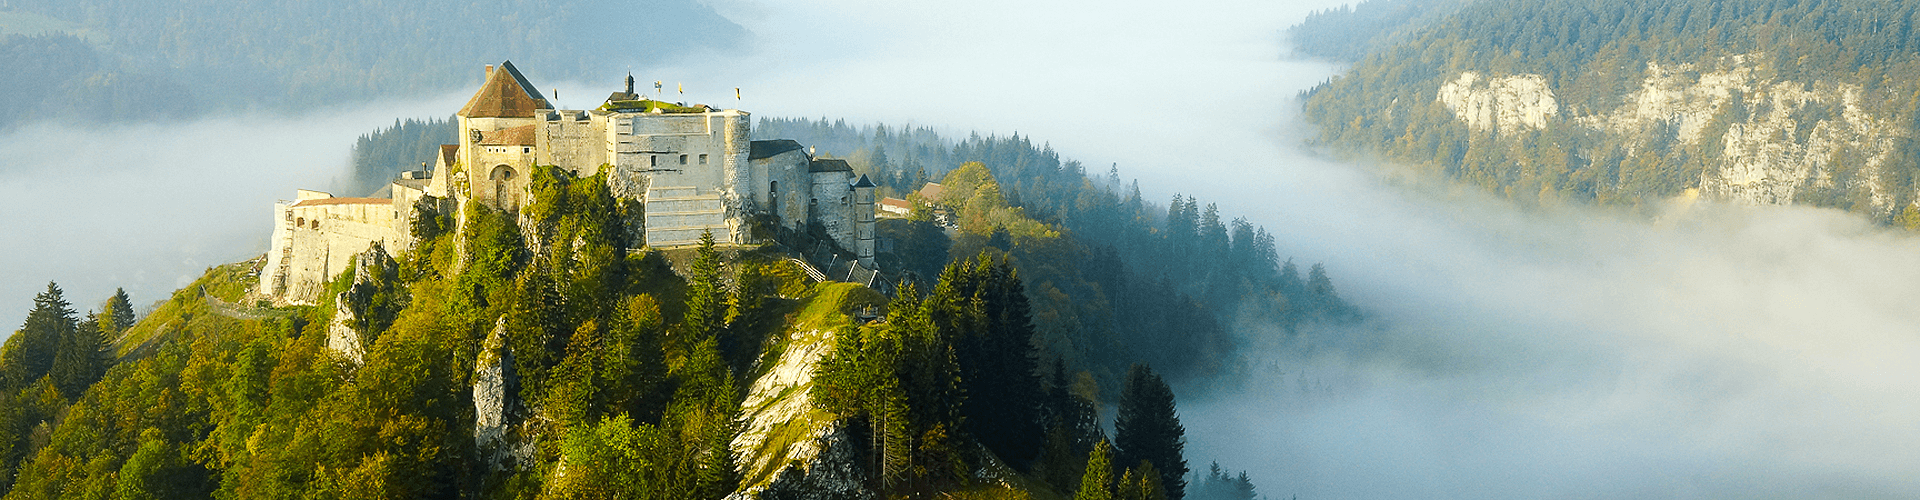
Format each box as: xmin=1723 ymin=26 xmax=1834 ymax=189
xmin=1115 ymin=364 xmax=1187 ymax=500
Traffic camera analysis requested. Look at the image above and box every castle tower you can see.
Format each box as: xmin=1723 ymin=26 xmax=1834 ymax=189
xmin=852 ymin=174 xmax=876 ymax=267
xmin=456 ymin=60 xmax=552 ymax=213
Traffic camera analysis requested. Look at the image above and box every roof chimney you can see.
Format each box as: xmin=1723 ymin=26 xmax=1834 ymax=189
xmin=485 ymin=65 xmax=495 ymax=78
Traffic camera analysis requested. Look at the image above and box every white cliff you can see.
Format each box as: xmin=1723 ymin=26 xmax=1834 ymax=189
xmin=1437 ymin=54 xmax=1907 ymax=214
xmin=1437 ymin=71 xmax=1560 ymax=134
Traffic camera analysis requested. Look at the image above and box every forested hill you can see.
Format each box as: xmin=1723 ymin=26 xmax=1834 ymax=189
xmin=0 ymin=1 xmax=741 ymax=130
xmin=754 ymin=117 xmax=1359 ymax=387
xmin=1296 ymin=0 xmax=1920 ymax=228
xmin=0 ymin=119 xmax=1343 ymax=499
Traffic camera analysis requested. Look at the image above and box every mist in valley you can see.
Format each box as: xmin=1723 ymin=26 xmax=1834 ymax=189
xmin=3 ymin=0 xmax=1917 ymax=497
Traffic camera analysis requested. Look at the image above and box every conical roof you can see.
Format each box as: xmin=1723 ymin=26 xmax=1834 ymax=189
xmin=852 ymin=174 xmax=876 ymax=188
xmin=459 ymin=61 xmax=552 ymax=118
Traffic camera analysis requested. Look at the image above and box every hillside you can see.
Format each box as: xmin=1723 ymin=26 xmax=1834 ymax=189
xmin=0 ymin=121 xmax=1316 ymax=499
xmin=0 ymin=1 xmax=742 ymax=130
xmin=1296 ymin=0 xmax=1920 ymax=227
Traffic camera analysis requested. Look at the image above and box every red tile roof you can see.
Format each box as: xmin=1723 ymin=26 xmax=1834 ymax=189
xmin=459 ymin=61 xmax=552 ymax=118
xmin=917 ymin=182 xmax=944 ymax=201
xmin=439 ymin=144 xmax=459 ymax=167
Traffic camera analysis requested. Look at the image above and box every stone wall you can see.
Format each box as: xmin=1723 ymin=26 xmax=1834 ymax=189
xmin=260 ymin=192 xmax=407 ymax=305
xmin=540 ymin=110 xmax=606 ymax=176
xmin=753 ymin=150 xmax=814 ymax=232
xmin=644 ymin=186 xmax=730 ymax=247
xmin=810 ymin=172 xmax=857 ymax=251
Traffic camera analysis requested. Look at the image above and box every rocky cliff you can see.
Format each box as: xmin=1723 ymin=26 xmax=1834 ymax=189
xmin=1433 ymin=56 xmax=1904 ymax=212
xmin=1298 ymin=0 xmax=1920 ymax=224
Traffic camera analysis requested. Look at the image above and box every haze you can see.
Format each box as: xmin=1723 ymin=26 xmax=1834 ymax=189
xmin=4 ymin=0 xmax=1918 ymax=497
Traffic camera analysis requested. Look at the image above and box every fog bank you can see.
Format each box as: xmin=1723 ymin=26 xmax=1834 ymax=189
xmin=4 ymin=1 xmax=1916 ymax=497
xmin=0 ymin=94 xmax=467 ymax=329
xmin=676 ymin=1 xmax=1920 ymax=497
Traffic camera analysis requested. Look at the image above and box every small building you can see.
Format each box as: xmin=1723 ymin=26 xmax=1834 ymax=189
xmin=878 ymin=197 xmax=911 ymax=217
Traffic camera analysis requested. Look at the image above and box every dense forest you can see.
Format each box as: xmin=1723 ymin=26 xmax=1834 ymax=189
xmin=0 ymin=0 xmax=741 ymax=130
xmin=1296 ymin=0 xmax=1920 ymax=227
xmin=1286 ymin=0 xmax=1463 ymax=61
xmin=348 ymin=117 xmax=457 ymax=196
xmin=0 ymin=118 xmax=1340 ymax=498
xmin=352 ymin=116 xmax=1360 ymax=385
xmin=765 ymin=118 xmax=1360 ymax=386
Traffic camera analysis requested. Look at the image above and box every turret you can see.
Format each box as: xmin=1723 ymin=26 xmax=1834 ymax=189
xmin=852 ymin=175 xmax=876 ymax=267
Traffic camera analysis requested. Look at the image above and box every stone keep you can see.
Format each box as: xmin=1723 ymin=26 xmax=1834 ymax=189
xmin=259 ymin=60 xmax=877 ymax=305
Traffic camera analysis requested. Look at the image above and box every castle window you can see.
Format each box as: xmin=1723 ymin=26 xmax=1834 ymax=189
xmin=296 ymin=217 xmax=305 ymax=228
xmin=679 ymin=154 xmax=688 ymax=165
xmin=650 ymin=155 xmax=657 ymax=167
xmin=312 ymin=219 xmax=321 ymax=229
xmin=699 ymin=154 xmax=708 ymax=165
xmin=523 ymin=147 xmax=531 ymax=154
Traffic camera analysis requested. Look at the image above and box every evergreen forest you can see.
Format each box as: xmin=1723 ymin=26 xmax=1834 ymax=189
xmin=1295 ymin=0 xmax=1920 ymax=226
xmin=0 ymin=0 xmax=741 ymax=131
xmin=0 ymin=118 xmax=1345 ymax=499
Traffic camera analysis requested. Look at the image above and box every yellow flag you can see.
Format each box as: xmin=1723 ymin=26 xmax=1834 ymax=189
xmin=677 ymin=82 xmax=684 ymax=94
xmin=735 ymin=88 xmax=741 ymax=100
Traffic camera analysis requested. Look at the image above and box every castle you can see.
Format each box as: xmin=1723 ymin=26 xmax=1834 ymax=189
xmin=260 ymin=61 xmax=877 ymax=305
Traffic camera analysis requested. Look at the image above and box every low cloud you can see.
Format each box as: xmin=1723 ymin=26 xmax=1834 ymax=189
xmin=5 ymin=1 xmax=1914 ymax=497
xmin=1181 ymin=141 xmax=1920 ymax=498
xmin=0 ymin=94 xmax=465 ymax=329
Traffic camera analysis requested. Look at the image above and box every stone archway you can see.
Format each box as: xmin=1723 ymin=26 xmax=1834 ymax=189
xmin=490 ymin=165 xmax=517 ymax=211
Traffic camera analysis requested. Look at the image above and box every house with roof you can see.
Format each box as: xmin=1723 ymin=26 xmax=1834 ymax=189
xmin=260 ymin=60 xmax=876 ymax=305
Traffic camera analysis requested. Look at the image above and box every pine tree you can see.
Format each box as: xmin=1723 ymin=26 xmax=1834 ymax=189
xmin=101 ymin=288 xmax=135 ymax=337
xmin=1115 ymin=364 xmax=1187 ymax=500
xmin=1307 ymin=263 xmax=1346 ymax=317
xmin=51 ymin=312 xmax=110 ymax=396
xmin=1075 ymin=440 xmax=1113 ymax=500
xmin=682 ymin=230 xmax=726 ymax=343
xmin=2 ymin=283 xmax=76 ymax=393
xmin=944 ymin=254 xmax=1045 ymax=468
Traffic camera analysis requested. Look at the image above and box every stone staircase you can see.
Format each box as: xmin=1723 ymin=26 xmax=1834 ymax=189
xmin=644 ymin=186 xmax=729 ymax=247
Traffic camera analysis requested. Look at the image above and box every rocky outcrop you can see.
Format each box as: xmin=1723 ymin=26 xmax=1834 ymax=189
xmin=326 ymin=298 xmax=363 ymax=363
xmin=1579 ymin=56 xmax=1904 ymax=209
xmin=727 ymin=328 xmax=870 ymax=500
xmin=1436 ymin=71 xmax=1559 ymax=134
xmin=474 ymin=317 xmax=532 ymax=472
xmin=1435 ymin=55 xmax=1907 ymax=214
xmin=745 ymin=423 xmax=870 ymax=500
xmin=326 ymin=242 xmax=397 ymax=363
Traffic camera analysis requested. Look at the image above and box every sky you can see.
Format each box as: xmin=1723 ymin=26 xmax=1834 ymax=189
xmin=2 ymin=0 xmax=1918 ymax=497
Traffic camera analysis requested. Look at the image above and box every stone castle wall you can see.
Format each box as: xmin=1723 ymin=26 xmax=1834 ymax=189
xmin=810 ymin=172 xmax=857 ymax=251
xmin=261 ymin=63 xmax=876 ymax=305
xmin=261 ymin=192 xmax=407 ymax=305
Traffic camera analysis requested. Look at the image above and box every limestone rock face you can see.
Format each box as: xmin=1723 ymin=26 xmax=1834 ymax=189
xmin=1582 ymin=57 xmax=1903 ymax=209
xmin=326 ymin=299 xmax=363 ymax=363
xmin=727 ymin=328 xmax=871 ymax=500
xmin=738 ymin=423 xmax=870 ymax=500
xmin=325 ymin=242 xmax=396 ymax=363
xmin=1434 ymin=56 xmax=1907 ymax=214
xmin=1436 ymin=71 xmax=1560 ymax=134
xmin=474 ymin=317 xmax=530 ymax=471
